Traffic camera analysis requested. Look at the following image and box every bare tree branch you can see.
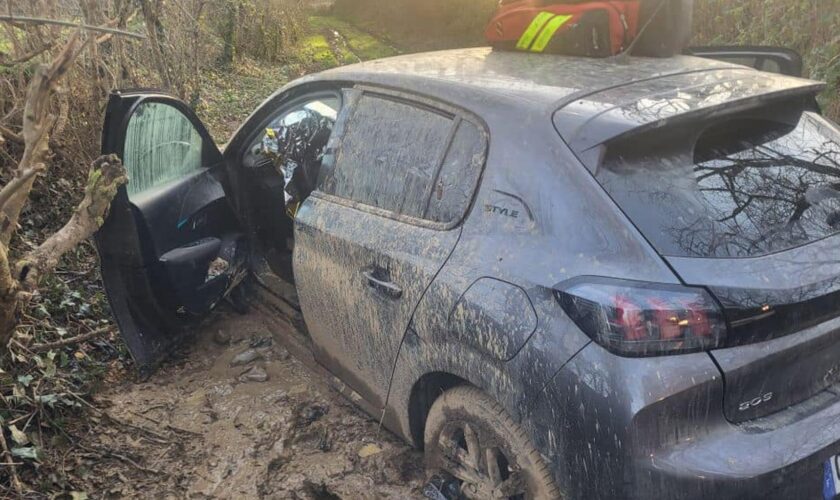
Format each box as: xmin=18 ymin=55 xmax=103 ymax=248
xmin=0 ymin=164 xmax=45 ymax=211
xmin=16 ymin=154 xmax=127 ymax=289
xmin=0 ymin=32 xmax=87 ymax=247
xmin=0 ymin=123 xmax=22 ymax=144
xmin=0 ymin=15 xmax=146 ymax=40
xmin=0 ymin=40 xmax=55 ymax=66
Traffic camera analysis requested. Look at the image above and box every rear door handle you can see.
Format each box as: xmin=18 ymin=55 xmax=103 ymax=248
xmin=363 ymin=270 xmax=403 ymax=299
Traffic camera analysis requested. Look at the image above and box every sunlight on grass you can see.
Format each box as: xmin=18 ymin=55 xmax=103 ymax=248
xmin=301 ymin=33 xmax=339 ymax=68
xmin=308 ymin=16 xmax=398 ymax=62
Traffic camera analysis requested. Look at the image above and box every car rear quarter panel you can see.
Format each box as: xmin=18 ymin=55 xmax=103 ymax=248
xmin=385 ymin=103 xmax=681 ymax=469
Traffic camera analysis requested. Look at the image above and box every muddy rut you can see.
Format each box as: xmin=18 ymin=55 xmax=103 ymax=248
xmin=72 ymin=310 xmax=425 ymax=499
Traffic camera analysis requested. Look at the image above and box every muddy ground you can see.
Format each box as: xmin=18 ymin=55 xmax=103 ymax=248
xmin=68 ymin=309 xmax=425 ymax=499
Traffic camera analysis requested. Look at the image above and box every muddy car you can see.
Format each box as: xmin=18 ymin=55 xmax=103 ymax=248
xmin=97 ymin=47 xmax=840 ymax=499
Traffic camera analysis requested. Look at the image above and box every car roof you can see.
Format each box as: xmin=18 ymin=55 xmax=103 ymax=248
xmin=307 ymin=47 xmax=824 ymax=149
xmin=309 ymin=47 xmax=744 ymax=108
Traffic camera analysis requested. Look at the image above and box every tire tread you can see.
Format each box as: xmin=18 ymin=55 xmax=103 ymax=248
xmin=425 ymin=386 xmax=562 ymax=499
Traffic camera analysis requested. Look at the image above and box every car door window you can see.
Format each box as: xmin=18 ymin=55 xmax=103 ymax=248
xmin=320 ymin=91 xmax=487 ymax=225
xmin=248 ymin=96 xmax=340 ymax=166
xmin=245 ymin=96 xmax=340 ymax=203
xmin=425 ymin=120 xmax=486 ymax=223
xmin=123 ymin=102 xmax=204 ymax=198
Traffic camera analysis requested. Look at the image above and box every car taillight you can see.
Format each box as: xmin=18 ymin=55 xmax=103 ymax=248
xmin=554 ymin=277 xmax=727 ymax=356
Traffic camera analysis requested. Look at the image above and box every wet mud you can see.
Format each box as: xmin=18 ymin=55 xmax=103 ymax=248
xmin=76 ymin=311 xmax=425 ymax=499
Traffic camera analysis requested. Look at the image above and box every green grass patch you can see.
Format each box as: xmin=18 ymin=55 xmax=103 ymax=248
xmin=308 ymin=16 xmax=399 ymax=62
xmin=300 ymin=33 xmax=339 ymax=68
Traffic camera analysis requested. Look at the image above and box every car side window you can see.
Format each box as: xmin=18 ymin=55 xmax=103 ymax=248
xmin=123 ymin=102 xmax=204 ymax=198
xmin=320 ymin=91 xmax=487 ymax=225
xmin=425 ymin=120 xmax=486 ymax=223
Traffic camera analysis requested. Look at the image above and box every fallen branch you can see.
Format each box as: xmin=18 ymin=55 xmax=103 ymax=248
xmin=0 ymin=15 xmax=146 ymax=40
xmin=0 ymin=421 xmax=23 ymax=496
xmin=0 ymin=165 xmax=45 ymax=212
xmin=0 ymin=124 xmax=22 ymax=145
xmin=30 ymin=325 xmax=112 ymax=352
xmin=16 ymin=155 xmax=126 ymax=289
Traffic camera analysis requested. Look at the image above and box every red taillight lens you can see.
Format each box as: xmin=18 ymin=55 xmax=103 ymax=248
xmin=554 ymin=278 xmax=726 ymax=356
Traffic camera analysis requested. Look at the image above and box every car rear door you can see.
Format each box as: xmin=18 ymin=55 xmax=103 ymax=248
xmin=97 ymin=91 xmax=247 ymax=376
xmin=294 ymin=86 xmax=487 ymax=409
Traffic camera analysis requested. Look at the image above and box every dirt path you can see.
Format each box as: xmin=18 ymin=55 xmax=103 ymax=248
xmin=72 ymin=309 xmax=425 ymax=499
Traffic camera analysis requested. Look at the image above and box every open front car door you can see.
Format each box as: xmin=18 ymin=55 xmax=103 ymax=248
xmin=96 ymin=91 xmax=247 ymax=376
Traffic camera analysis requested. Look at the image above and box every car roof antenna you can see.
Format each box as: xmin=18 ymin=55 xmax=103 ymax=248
xmin=612 ymin=0 xmax=668 ymax=62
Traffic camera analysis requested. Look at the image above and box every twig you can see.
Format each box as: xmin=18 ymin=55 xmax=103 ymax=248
xmin=165 ymin=424 xmax=201 ymax=437
xmin=66 ymin=392 xmax=102 ymax=414
xmin=0 ymin=15 xmax=146 ymax=40
xmin=149 ymin=443 xmax=174 ymax=469
xmin=0 ymin=422 xmax=23 ymax=496
xmin=0 ymin=41 xmax=55 ymax=66
xmin=137 ymin=403 xmax=168 ymax=414
xmin=30 ymin=325 xmax=111 ymax=352
xmin=103 ymin=412 xmax=171 ymax=443
xmin=76 ymin=443 xmax=163 ymax=475
xmin=0 ymin=124 xmax=22 ymax=144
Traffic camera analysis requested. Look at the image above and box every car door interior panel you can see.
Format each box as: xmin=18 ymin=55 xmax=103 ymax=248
xmin=97 ymin=91 xmax=246 ymax=374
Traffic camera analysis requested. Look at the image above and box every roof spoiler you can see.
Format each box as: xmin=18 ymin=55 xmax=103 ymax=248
xmin=554 ymin=68 xmax=825 ymax=155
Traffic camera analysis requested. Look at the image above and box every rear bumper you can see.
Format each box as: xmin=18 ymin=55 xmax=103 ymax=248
xmin=531 ymin=342 xmax=840 ymax=499
xmin=636 ymin=394 xmax=840 ymax=499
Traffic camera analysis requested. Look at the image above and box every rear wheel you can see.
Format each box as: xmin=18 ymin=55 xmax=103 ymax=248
xmin=423 ymin=386 xmax=562 ymax=500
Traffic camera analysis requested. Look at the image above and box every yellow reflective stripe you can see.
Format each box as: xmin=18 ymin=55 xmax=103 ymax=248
xmin=530 ymin=14 xmax=573 ymax=52
xmin=515 ymin=11 xmax=555 ymax=50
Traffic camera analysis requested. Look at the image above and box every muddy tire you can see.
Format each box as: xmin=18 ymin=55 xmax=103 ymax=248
xmin=424 ymin=386 xmax=562 ymax=500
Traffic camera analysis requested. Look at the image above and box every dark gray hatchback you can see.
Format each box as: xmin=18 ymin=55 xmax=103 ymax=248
xmin=97 ymin=47 xmax=840 ymax=499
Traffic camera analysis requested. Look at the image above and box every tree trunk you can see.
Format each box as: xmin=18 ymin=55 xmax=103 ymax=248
xmin=0 ymin=31 xmax=126 ymax=349
xmin=219 ymin=1 xmax=239 ymax=68
xmin=139 ymin=0 xmax=172 ymax=89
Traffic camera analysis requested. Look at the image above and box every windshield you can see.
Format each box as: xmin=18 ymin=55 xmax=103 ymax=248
xmin=596 ymin=107 xmax=840 ymax=258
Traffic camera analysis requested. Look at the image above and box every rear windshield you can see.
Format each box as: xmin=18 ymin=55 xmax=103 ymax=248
xmin=596 ymin=105 xmax=840 ymax=258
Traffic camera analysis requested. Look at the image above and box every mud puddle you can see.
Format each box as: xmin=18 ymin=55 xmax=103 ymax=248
xmin=71 ymin=309 xmax=425 ymax=499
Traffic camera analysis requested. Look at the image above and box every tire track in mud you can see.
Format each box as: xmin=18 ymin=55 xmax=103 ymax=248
xmin=323 ymin=26 xmax=363 ymax=65
xmin=77 ymin=310 xmax=425 ymax=499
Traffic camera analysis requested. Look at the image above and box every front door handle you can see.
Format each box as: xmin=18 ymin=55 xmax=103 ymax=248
xmin=363 ymin=270 xmax=403 ymax=299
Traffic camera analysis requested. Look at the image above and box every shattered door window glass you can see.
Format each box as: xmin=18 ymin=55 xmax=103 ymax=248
xmin=329 ymin=95 xmax=454 ymax=218
xmin=123 ymin=102 xmax=204 ymax=198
